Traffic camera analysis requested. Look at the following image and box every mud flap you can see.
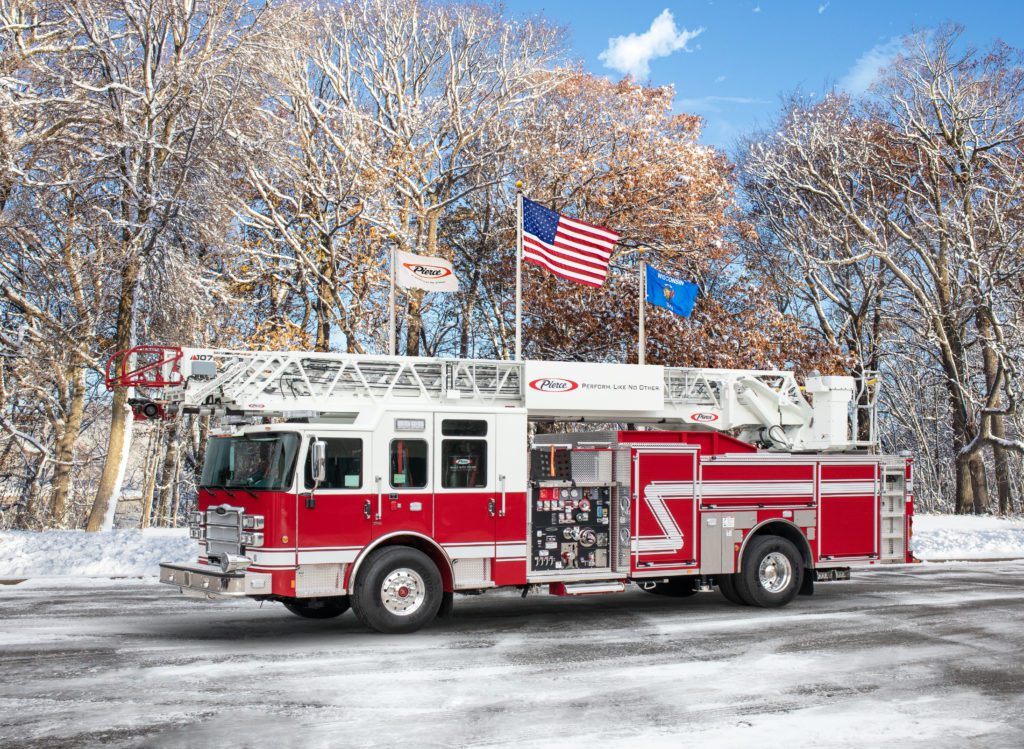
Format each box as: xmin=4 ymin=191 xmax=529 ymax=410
xmin=437 ymin=591 xmax=455 ymax=618
xmin=799 ymin=573 xmax=814 ymax=596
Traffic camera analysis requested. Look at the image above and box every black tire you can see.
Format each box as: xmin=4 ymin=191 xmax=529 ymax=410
xmin=733 ymin=535 xmax=803 ymax=608
xmin=638 ymin=577 xmax=699 ymax=597
xmin=283 ymin=597 xmax=350 ymax=619
xmin=717 ymin=575 xmax=747 ymax=605
xmin=351 ymin=546 xmax=443 ymax=634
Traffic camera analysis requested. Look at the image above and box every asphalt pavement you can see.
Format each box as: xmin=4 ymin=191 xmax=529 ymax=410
xmin=1 ymin=562 xmax=1022 ymax=748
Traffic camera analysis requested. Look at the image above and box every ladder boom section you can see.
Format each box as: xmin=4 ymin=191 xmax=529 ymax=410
xmin=107 ymin=346 xmax=877 ymax=452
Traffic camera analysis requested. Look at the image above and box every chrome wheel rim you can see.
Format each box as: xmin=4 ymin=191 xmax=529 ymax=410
xmin=380 ymin=568 xmax=426 ymax=616
xmin=758 ymin=552 xmax=793 ymax=593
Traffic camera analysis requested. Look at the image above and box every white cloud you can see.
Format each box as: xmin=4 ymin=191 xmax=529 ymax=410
xmin=839 ymin=36 xmax=907 ymax=95
xmin=599 ymin=9 xmax=704 ymax=80
xmin=753 ymin=5 xmax=761 ymax=12
xmin=818 ymin=2 xmax=830 ymax=13
xmin=676 ymin=95 xmax=769 ymax=113
xmin=715 ymin=75 xmax=727 ymax=83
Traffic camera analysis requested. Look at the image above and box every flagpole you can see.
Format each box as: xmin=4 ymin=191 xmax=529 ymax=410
xmin=388 ymin=236 xmax=396 ymax=356
xmin=638 ymin=254 xmax=646 ymax=366
xmin=514 ymin=182 xmax=524 ymax=361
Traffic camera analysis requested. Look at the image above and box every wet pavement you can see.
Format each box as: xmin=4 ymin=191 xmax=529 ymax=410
xmin=1 ymin=562 xmax=1022 ymax=748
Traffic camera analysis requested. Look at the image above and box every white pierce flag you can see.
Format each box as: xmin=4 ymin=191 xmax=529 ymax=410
xmin=395 ymin=249 xmax=459 ymax=292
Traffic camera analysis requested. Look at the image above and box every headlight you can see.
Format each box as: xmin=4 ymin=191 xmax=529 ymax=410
xmin=240 ymin=531 xmax=264 ymax=547
xmin=242 ymin=514 xmax=264 ymax=530
xmin=189 ymin=526 xmax=205 ymax=540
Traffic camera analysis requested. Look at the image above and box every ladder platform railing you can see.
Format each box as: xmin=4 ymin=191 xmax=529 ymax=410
xmin=104 ymin=346 xmax=878 ymax=451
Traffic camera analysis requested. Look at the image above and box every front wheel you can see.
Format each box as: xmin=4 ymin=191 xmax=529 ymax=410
xmin=733 ymin=535 xmax=803 ymax=608
xmin=351 ymin=546 xmax=443 ymax=634
xmin=283 ymin=597 xmax=350 ymax=619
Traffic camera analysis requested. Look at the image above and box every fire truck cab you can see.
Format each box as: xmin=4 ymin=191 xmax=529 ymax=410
xmin=108 ymin=347 xmax=914 ymax=633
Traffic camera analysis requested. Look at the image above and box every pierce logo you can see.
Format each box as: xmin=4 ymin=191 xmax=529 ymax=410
xmin=403 ymin=262 xmax=452 ymax=279
xmin=529 ymin=377 xmax=579 ymax=393
xmin=690 ymin=412 xmax=719 ymax=422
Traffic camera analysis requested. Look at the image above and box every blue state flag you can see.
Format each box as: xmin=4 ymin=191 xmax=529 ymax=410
xmin=645 ymin=264 xmax=698 ymax=318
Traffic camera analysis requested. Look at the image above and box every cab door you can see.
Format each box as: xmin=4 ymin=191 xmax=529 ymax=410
xmin=432 ymin=414 xmax=496 ymax=568
xmin=372 ymin=414 xmax=434 ymax=540
xmin=296 ymin=434 xmax=373 ymax=568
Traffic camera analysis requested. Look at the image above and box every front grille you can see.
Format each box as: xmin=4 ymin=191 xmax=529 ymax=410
xmin=204 ymin=504 xmax=243 ymax=558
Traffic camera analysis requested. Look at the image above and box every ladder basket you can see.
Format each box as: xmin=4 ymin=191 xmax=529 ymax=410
xmin=105 ymin=346 xmax=185 ymax=390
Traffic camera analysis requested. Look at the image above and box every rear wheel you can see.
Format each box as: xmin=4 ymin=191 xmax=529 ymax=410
xmin=733 ymin=535 xmax=803 ymax=608
xmin=351 ymin=546 xmax=443 ymax=634
xmin=716 ymin=575 xmax=746 ymax=605
xmin=283 ymin=597 xmax=350 ymax=619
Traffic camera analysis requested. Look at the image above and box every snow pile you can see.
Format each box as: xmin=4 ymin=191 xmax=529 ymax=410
xmin=912 ymin=514 xmax=1024 ymax=560
xmin=0 ymin=528 xmax=194 ymax=577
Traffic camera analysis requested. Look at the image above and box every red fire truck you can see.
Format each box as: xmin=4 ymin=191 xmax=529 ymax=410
xmin=107 ymin=347 xmax=913 ymax=633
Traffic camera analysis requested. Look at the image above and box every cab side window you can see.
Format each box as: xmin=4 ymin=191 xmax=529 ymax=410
xmin=305 ymin=438 xmax=362 ymax=489
xmin=391 ymin=439 xmax=428 ymax=489
xmin=441 ymin=419 xmax=488 ymax=489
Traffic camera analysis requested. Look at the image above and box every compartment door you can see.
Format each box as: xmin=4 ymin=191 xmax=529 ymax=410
xmin=818 ymin=462 xmax=879 ymax=560
xmin=632 ymin=447 xmax=699 ymax=572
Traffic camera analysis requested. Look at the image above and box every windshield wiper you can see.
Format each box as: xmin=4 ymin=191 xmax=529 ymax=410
xmin=206 ymin=484 xmax=236 ymax=498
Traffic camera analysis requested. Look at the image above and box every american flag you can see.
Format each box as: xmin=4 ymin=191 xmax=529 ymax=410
xmin=521 ymin=198 xmax=619 ymax=287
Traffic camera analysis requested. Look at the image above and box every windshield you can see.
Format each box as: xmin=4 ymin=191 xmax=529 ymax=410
xmin=200 ymin=433 xmax=300 ymax=491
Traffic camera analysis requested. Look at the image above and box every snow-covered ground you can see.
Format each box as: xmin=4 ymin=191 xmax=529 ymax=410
xmin=911 ymin=514 xmax=1024 ymax=560
xmin=0 ymin=513 xmax=1021 ymax=578
xmin=0 ymin=528 xmax=193 ymax=577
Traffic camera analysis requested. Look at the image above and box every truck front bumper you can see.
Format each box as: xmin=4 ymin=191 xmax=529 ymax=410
xmin=159 ymin=562 xmax=272 ymax=599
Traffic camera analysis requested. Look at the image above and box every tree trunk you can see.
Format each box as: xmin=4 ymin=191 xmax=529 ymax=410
xmin=156 ymin=421 xmax=182 ymax=526
xmin=86 ymin=388 xmax=134 ymax=531
xmin=405 ymin=290 xmax=425 ymax=356
xmin=991 ymin=422 xmax=1013 ymax=515
xmin=405 ymin=210 xmax=440 ymax=357
xmin=20 ymin=455 xmax=47 ymax=530
xmin=968 ymin=452 xmax=989 ymax=514
xmin=87 ymin=257 xmax=142 ymax=531
xmin=954 ymin=452 xmax=974 ymax=514
xmin=51 ymin=365 xmax=87 ymax=527
xmin=169 ymin=450 xmax=182 ymax=527
xmin=139 ymin=427 xmax=162 ymax=529
xmin=314 ymin=233 xmax=335 ymax=351
xmin=976 ymin=309 xmax=1013 ymax=515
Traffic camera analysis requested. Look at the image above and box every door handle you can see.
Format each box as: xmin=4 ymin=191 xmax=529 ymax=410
xmin=488 ymin=498 xmax=496 ymax=517
xmin=363 ymin=499 xmax=372 ymax=519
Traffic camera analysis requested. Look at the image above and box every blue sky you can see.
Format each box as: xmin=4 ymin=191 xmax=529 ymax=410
xmin=500 ymin=1 xmax=1024 ymax=153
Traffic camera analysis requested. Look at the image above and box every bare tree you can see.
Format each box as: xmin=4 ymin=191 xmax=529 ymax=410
xmin=744 ymin=27 xmax=1024 ymax=513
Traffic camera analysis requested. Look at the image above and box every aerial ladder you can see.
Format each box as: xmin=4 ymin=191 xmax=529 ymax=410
xmin=105 ymin=346 xmax=879 ymax=453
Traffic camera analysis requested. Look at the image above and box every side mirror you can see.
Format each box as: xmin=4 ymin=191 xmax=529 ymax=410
xmin=310 ymin=439 xmax=327 ymax=486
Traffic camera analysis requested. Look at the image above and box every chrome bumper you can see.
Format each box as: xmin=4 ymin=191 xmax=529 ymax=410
xmin=159 ymin=562 xmax=272 ymax=599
